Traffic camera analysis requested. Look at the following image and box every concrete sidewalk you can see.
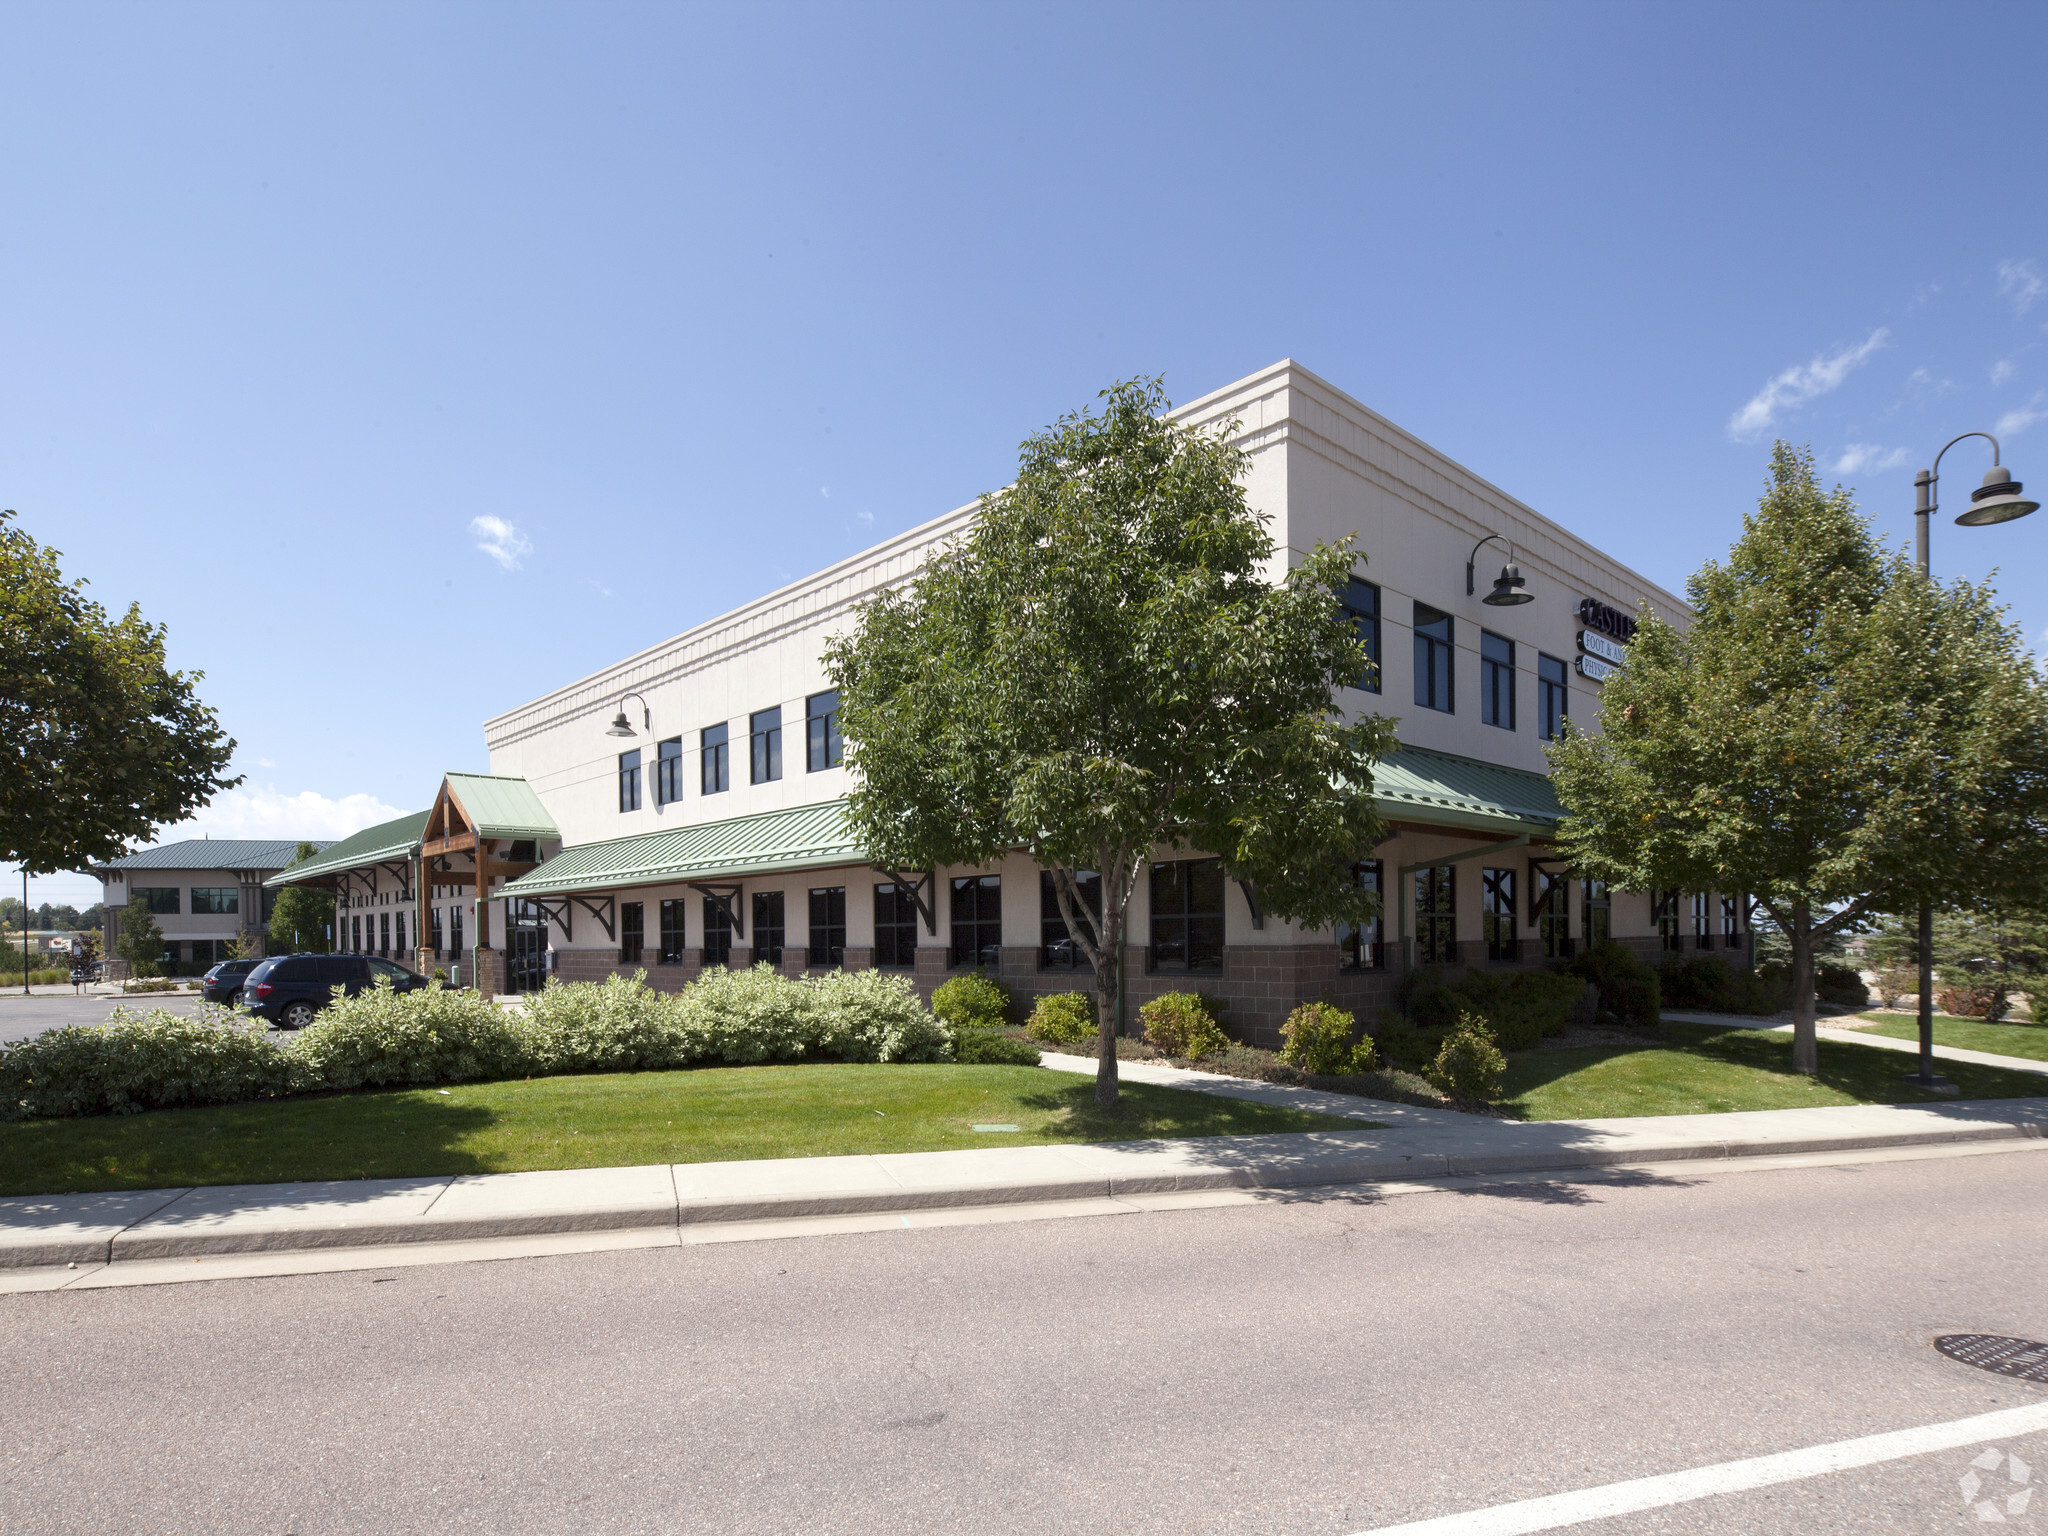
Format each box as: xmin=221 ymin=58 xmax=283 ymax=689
xmin=5 ymin=1086 xmax=2043 ymax=1273
xmin=1662 ymin=1010 xmax=2048 ymax=1075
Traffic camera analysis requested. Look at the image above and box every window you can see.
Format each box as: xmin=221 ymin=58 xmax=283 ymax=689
xmin=949 ymin=875 xmax=1002 ymax=968
xmin=620 ymin=901 xmax=644 ymax=964
xmin=808 ymin=887 xmax=846 ymax=967
xmin=752 ymin=891 xmax=785 ymax=965
xmin=368 ymin=958 xmax=411 ymax=985
xmin=350 ymin=915 xmax=362 ymax=953
xmin=1340 ymin=577 xmax=1381 ymax=693
xmin=655 ymin=737 xmax=685 ymax=806
xmin=431 ymin=907 xmax=444 ymax=958
xmin=1040 ymin=869 xmax=1101 ymax=970
xmin=261 ymin=886 xmax=278 ymax=923
xmin=806 ymin=691 xmax=842 ymax=771
xmin=395 ymin=912 xmax=407 ymax=957
xmin=451 ymin=907 xmax=464 ymax=959
xmin=1582 ymin=880 xmax=1610 ymax=945
xmin=133 ymin=887 xmax=180 ymax=915
xmin=1538 ymin=653 xmax=1569 ymax=741
xmin=750 ymin=706 xmax=782 ymax=784
xmin=1722 ymin=895 xmax=1742 ymax=948
xmin=1336 ymin=861 xmax=1384 ymax=971
xmin=1480 ymin=632 xmax=1515 ymax=730
xmin=701 ymin=896 xmax=733 ymax=967
xmin=1536 ymin=870 xmax=1572 ymax=960
xmin=618 ymin=749 xmax=643 ymax=813
xmin=1149 ymin=858 xmax=1224 ymax=971
xmin=1482 ymin=867 xmax=1517 ymax=961
xmin=379 ymin=912 xmax=391 ymax=957
xmin=1414 ymin=603 xmax=1454 ymax=712
xmin=660 ymin=899 xmax=687 ymax=963
xmin=1692 ymin=892 xmax=1711 ymax=950
xmin=1655 ymin=889 xmax=1683 ymax=951
xmin=1415 ymin=865 xmax=1457 ymax=965
xmin=191 ymin=887 xmax=239 ymax=915
xmin=874 ymin=882 xmax=919 ymax=967
xmin=701 ymin=723 xmax=730 ymax=795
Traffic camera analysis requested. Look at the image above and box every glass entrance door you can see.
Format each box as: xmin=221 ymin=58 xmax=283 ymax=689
xmin=507 ymin=899 xmax=547 ymax=994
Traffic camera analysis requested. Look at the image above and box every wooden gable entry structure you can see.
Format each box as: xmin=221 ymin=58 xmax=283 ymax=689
xmin=415 ymin=774 xmax=547 ymax=999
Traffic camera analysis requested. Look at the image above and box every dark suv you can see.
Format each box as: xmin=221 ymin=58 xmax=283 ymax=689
xmin=200 ymin=958 xmax=264 ymax=1008
xmin=243 ymin=954 xmax=428 ymax=1028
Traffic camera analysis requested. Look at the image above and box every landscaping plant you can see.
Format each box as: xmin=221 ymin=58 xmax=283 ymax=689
xmin=1278 ymin=1000 xmax=1370 ymax=1075
xmin=1139 ymin=991 xmax=1230 ymax=1060
xmin=1425 ymin=1012 xmax=1507 ymax=1102
xmin=1027 ymin=991 xmax=1097 ymax=1047
xmin=931 ymin=973 xmax=1012 ymax=1030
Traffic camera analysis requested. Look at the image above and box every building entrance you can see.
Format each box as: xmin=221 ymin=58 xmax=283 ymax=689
xmin=507 ymin=899 xmax=548 ymax=994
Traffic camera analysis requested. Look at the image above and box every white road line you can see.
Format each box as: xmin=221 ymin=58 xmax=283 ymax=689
xmin=1347 ymin=1400 xmax=2048 ymax=1535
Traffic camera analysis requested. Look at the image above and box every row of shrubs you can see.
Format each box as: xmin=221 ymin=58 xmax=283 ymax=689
xmin=1 ymin=966 xmax=972 ymax=1122
xmin=1656 ymin=952 xmax=1869 ymax=1014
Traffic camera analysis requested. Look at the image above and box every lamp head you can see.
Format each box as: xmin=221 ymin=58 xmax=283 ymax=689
xmin=1483 ymin=563 xmax=1534 ymax=606
xmin=605 ymin=711 xmax=636 ymax=738
xmin=1956 ymin=464 xmax=2039 ymax=527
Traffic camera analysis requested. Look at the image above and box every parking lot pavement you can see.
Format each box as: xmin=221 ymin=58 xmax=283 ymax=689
xmin=0 ymin=992 xmax=217 ymax=1043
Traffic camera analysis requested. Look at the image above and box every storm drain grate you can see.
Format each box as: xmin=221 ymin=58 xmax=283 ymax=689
xmin=1936 ymin=1335 xmax=2048 ymax=1383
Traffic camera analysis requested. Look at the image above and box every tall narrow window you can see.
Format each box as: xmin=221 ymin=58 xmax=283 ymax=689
xmin=655 ymin=737 xmax=684 ymax=806
xmin=1336 ymin=861 xmax=1385 ymax=971
xmin=752 ymin=890 xmax=785 ymax=965
xmin=701 ymin=896 xmax=733 ymax=967
xmin=395 ymin=912 xmax=407 ymax=958
xmin=660 ymin=899 xmax=687 ymax=963
xmin=1480 ymin=631 xmax=1515 ymax=730
xmin=1415 ymin=865 xmax=1457 ymax=964
xmin=1582 ymin=880 xmax=1609 ymax=945
xmin=874 ymin=882 xmax=919 ymax=967
xmin=1040 ymin=869 xmax=1101 ymax=970
xmin=701 ymin=723 xmax=730 ymax=795
xmin=808 ymin=887 xmax=846 ymax=967
xmin=350 ymin=915 xmax=362 ymax=953
xmin=1537 ymin=870 xmax=1572 ymax=960
xmin=1481 ymin=868 xmax=1516 ymax=961
xmin=379 ymin=912 xmax=391 ymax=957
xmin=1149 ymin=858 xmax=1224 ymax=971
xmin=1655 ymin=889 xmax=1683 ymax=950
xmin=1692 ymin=892 xmax=1711 ymax=950
xmin=1414 ymin=604 xmax=1454 ymax=713
xmin=451 ymin=907 xmax=464 ymax=959
xmin=949 ymin=876 xmax=1002 ymax=968
xmin=1721 ymin=895 xmax=1742 ymax=948
xmin=806 ymin=691 xmax=842 ymax=771
xmin=620 ymin=901 xmax=644 ymax=964
xmin=750 ymin=706 xmax=783 ymax=784
xmin=431 ymin=907 xmax=444 ymax=959
xmin=1340 ymin=577 xmax=1381 ymax=693
xmin=618 ymin=749 xmax=642 ymax=812
xmin=1538 ymin=653 xmax=1569 ymax=741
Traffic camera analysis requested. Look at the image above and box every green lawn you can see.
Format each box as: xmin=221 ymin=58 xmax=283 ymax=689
xmin=0 ymin=1063 xmax=1368 ymax=1196
xmin=1498 ymin=1023 xmax=2048 ymax=1121
xmin=1841 ymin=1013 xmax=2048 ymax=1063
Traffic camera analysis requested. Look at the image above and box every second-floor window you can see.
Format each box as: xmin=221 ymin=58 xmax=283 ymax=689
xmin=1538 ymin=653 xmax=1569 ymax=741
xmin=806 ymin=690 xmax=842 ymax=771
xmin=133 ymin=886 xmax=180 ymax=914
xmin=1480 ymin=631 xmax=1515 ymax=730
xmin=751 ymin=706 xmax=783 ymax=784
xmin=618 ymin=749 xmax=642 ymax=812
xmin=191 ymin=887 xmax=239 ymax=915
xmin=701 ymin=723 xmax=730 ymax=795
xmin=1414 ymin=604 xmax=1454 ymax=713
xmin=1340 ymin=577 xmax=1381 ymax=693
xmin=655 ymin=737 xmax=684 ymax=806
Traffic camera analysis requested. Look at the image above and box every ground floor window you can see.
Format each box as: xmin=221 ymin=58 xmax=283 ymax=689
xmin=1040 ymin=869 xmax=1101 ymax=970
xmin=1655 ymin=890 xmax=1683 ymax=951
xmin=702 ymin=896 xmax=733 ymax=967
xmin=1415 ymin=865 xmax=1456 ymax=965
xmin=753 ymin=891 xmax=785 ymax=965
xmin=809 ymin=887 xmax=845 ymax=967
xmin=1582 ymin=880 xmax=1609 ymax=945
xmin=1150 ymin=857 xmax=1223 ymax=971
xmin=948 ymin=876 xmax=1001 ymax=968
xmin=1722 ymin=895 xmax=1742 ymax=947
xmin=620 ymin=901 xmax=645 ymax=964
xmin=874 ymin=882 xmax=918 ymax=967
xmin=395 ymin=912 xmax=408 ymax=958
xmin=350 ymin=915 xmax=362 ymax=953
xmin=380 ymin=912 xmax=391 ymax=957
xmin=1692 ymin=892 xmax=1711 ymax=950
xmin=431 ymin=907 xmax=444 ymax=958
xmin=1482 ymin=867 xmax=1517 ymax=962
xmin=1337 ymin=861 xmax=1384 ymax=971
xmin=660 ymin=899 xmax=687 ymax=963
xmin=1537 ymin=870 xmax=1572 ymax=960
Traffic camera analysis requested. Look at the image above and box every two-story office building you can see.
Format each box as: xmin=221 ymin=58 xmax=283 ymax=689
xmin=93 ymin=838 xmax=331 ymax=976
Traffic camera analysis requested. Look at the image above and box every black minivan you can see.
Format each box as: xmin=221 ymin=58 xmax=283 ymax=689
xmin=243 ymin=954 xmax=429 ymax=1028
xmin=200 ymin=958 xmax=264 ymax=1008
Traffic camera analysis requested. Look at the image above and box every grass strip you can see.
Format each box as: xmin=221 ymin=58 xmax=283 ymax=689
xmin=1840 ymin=1013 xmax=2048 ymax=1063
xmin=0 ymin=1062 xmax=1370 ymax=1196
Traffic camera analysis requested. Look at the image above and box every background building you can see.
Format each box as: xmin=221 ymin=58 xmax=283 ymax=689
xmin=93 ymin=838 xmax=330 ymax=976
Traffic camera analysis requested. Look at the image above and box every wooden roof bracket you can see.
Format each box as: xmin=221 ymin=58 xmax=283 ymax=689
xmin=689 ymin=883 xmax=745 ymax=938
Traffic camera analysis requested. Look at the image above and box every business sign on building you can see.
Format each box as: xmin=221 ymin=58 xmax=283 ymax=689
xmin=1579 ymin=629 xmax=1627 ymax=665
xmin=1576 ymin=653 xmax=1618 ymax=683
xmin=1576 ymin=597 xmax=1634 ymax=684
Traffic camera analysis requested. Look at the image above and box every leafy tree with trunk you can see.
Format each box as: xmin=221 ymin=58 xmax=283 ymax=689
xmin=825 ymin=378 xmax=1396 ymax=1104
xmin=1549 ymin=444 xmax=2048 ymax=1073
xmin=266 ymin=845 xmax=334 ymax=954
xmin=115 ymin=904 xmax=166 ymax=979
xmin=0 ymin=509 xmax=240 ymax=879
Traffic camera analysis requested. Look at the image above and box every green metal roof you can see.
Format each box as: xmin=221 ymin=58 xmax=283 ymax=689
xmin=495 ymin=800 xmax=863 ymax=899
xmin=97 ymin=838 xmax=331 ymax=873
xmin=265 ymin=812 xmax=430 ymax=887
xmin=1371 ymin=744 xmax=1562 ymax=835
xmin=445 ymin=773 xmax=558 ymax=839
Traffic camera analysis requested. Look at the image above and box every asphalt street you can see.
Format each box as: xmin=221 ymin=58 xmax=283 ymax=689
xmin=0 ymin=992 xmax=215 ymax=1043
xmin=1 ymin=1148 xmax=2043 ymax=1535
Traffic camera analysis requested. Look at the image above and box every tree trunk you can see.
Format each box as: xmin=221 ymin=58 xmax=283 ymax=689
xmin=1789 ymin=901 xmax=1817 ymax=1076
xmin=1095 ymin=910 xmax=1121 ymax=1106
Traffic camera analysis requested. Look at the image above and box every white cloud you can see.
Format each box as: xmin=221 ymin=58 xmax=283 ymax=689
xmin=255 ymin=756 xmax=277 ymax=769
xmin=1832 ymin=444 xmax=1911 ymax=475
xmin=819 ymin=486 xmax=831 ymax=499
xmin=855 ymin=508 xmax=874 ymax=528
xmin=470 ymin=515 xmax=532 ymax=570
xmin=1992 ymin=360 xmax=2018 ymax=387
xmin=1996 ymin=391 xmax=2048 ymax=438
xmin=1998 ymin=258 xmax=2044 ymax=315
xmin=1728 ymin=329 xmax=1889 ymax=441
xmin=172 ymin=785 xmax=408 ymax=842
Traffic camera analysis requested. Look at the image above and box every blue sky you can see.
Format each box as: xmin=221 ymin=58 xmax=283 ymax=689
xmin=8 ymin=0 xmax=2047 ymax=905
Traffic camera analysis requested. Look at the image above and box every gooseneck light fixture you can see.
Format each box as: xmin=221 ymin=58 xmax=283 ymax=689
xmin=605 ymin=692 xmax=651 ymax=738
xmin=1467 ymin=533 xmax=1534 ymax=606
xmin=1905 ymin=431 xmax=2036 ymax=1091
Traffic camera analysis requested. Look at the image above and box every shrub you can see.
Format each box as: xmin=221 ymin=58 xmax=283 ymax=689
xmin=1452 ymin=969 xmax=1587 ymax=1048
xmin=1140 ymin=992 xmax=1230 ymax=1059
xmin=1278 ymin=1001 xmax=1368 ymax=1075
xmin=1655 ymin=952 xmax=1781 ymax=1016
xmin=1566 ymin=943 xmax=1661 ymax=1026
xmin=932 ymin=973 xmax=1011 ymax=1030
xmin=1936 ymin=983 xmax=2003 ymax=1020
xmin=1815 ymin=962 xmax=1870 ymax=1010
xmin=670 ymin=964 xmax=817 ymax=1063
xmin=520 ymin=972 xmax=685 ymax=1073
xmin=1370 ymin=1010 xmax=1436 ymax=1072
xmin=292 ymin=980 xmax=530 ymax=1090
xmin=1425 ymin=1011 xmax=1506 ymax=1102
xmin=951 ymin=1027 xmax=1042 ymax=1066
xmin=1027 ymin=991 xmax=1097 ymax=1047
xmin=805 ymin=968 xmax=952 ymax=1063
xmin=0 ymin=1008 xmax=292 ymax=1120
xmin=1874 ymin=966 xmax=1916 ymax=1009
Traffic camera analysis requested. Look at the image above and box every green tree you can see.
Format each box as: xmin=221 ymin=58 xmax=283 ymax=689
xmin=1550 ymin=444 xmax=2048 ymax=1073
xmin=266 ymin=844 xmax=334 ymax=953
xmin=825 ymin=378 xmax=1396 ymax=1103
xmin=115 ymin=904 xmax=166 ymax=979
xmin=0 ymin=509 xmax=240 ymax=877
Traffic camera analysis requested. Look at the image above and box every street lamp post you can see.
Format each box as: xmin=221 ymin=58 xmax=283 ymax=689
xmin=1907 ymin=434 xmax=2038 ymax=1088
